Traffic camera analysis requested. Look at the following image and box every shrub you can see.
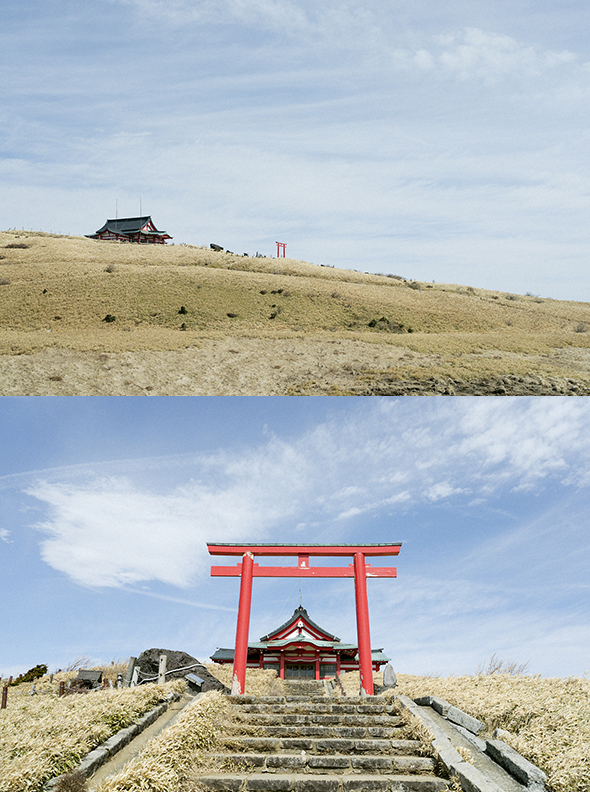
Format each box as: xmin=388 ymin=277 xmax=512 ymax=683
xmin=54 ymin=771 xmax=87 ymax=792
xmin=574 ymin=322 xmax=587 ymax=333
xmin=10 ymin=664 xmax=48 ymax=685
xmin=104 ymin=264 xmax=116 ymax=273
xmin=0 ymin=278 xmax=9 ymax=286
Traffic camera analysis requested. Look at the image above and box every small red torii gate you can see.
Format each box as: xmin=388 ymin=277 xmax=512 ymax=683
xmin=208 ymin=543 xmax=401 ymax=696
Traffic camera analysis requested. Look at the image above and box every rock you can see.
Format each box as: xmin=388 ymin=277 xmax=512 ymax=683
xmin=383 ymin=663 xmax=397 ymax=688
xmin=136 ymin=648 xmax=230 ymax=693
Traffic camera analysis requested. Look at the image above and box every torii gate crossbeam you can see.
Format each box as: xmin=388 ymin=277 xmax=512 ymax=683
xmin=208 ymin=543 xmax=401 ymax=696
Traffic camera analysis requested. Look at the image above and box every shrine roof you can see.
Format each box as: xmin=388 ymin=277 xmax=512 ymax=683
xmin=87 ymin=216 xmax=170 ymax=237
xmin=210 ymin=646 xmax=389 ymax=662
xmin=260 ymin=605 xmax=340 ymax=642
xmin=249 ymin=639 xmax=358 ymax=651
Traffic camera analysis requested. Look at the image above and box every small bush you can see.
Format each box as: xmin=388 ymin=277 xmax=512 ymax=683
xmin=0 ymin=278 xmax=10 ymax=285
xmin=54 ymin=771 xmax=87 ymax=792
xmin=10 ymin=664 xmax=48 ymax=685
xmin=178 ymin=306 xmax=188 ymax=315
xmin=368 ymin=317 xmax=405 ymax=332
xmin=4 ymin=242 xmax=29 ymax=249
xmin=104 ymin=264 xmax=116 ymax=273
xmin=476 ymin=653 xmax=530 ymax=676
xmin=574 ymin=322 xmax=588 ymax=333
xmin=102 ymin=314 xmax=116 ymax=323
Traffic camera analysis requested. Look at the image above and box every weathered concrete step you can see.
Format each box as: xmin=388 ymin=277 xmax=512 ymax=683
xmin=236 ymin=726 xmax=405 ymax=740
xmin=231 ymin=696 xmax=370 ymax=705
xmin=237 ymin=704 xmax=397 ymax=716
xmin=236 ymin=713 xmax=398 ymax=727
xmin=209 ymin=753 xmax=436 ymax=774
xmin=221 ymin=737 xmax=419 ymax=755
xmin=196 ymin=773 xmax=448 ymax=791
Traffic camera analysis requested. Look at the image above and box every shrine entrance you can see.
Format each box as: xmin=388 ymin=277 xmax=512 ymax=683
xmin=285 ymin=663 xmax=314 ymax=679
xmin=208 ymin=542 xmax=401 ymax=696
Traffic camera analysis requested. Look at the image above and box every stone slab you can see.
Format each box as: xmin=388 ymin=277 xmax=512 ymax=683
xmin=486 ymin=739 xmax=547 ymax=787
xmin=447 ymin=706 xmax=486 ymax=735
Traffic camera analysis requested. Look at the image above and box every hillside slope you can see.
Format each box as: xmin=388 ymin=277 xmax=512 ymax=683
xmin=2 ymin=231 xmax=590 ymax=395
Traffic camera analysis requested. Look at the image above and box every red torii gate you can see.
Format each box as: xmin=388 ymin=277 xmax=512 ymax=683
xmin=208 ymin=543 xmax=401 ymax=696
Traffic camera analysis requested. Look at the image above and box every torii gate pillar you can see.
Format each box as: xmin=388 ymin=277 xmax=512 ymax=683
xmin=208 ymin=543 xmax=401 ymax=696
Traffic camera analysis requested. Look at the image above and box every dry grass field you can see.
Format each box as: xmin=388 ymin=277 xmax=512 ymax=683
xmin=2 ymin=664 xmax=588 ymax=792
xmin=390 ymin=672 xmax=590 ymax=792
xmin=327 ymin=670 xmax=590 ymax=792
xmin=0 ymin=671 xmax=183 ymax=792
xmin=2 ymin=230 xmax=590 ymax=394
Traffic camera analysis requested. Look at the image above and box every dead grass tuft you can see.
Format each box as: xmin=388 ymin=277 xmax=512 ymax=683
xmin=204 ymin=664 xmax=286 ymax=697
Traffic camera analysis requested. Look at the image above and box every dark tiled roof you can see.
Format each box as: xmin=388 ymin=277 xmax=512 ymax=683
xmin=96 ymin=216 xmax=157 ymax=234
xmin=260 ymin=606 xmax=340 ymax=642
xmin=209 ymin=646 xmax=389 ymax=662
xmin=87 ymin=216 xmax=170 ymax=238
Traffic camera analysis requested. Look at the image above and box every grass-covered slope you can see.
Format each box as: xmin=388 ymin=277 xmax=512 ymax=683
xmin=2 ymin=230 xmax=590 ymax=392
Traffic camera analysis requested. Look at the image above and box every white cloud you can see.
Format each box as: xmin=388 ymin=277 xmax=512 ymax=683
xmin=426 ymin=482 xmax=464 ymax=501
xmin=399 ymin=28 xmax=578 ymax=85
xmin=24 ymin=399 xmax=590 ymax=590
xmin=0 ymin=528 xmax=10 ymax=543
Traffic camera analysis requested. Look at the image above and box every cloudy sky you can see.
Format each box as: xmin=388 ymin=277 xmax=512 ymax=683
xmin=1 ymin=396 xmax=589 ymax=680
xmin=2 ymin=1 xmax=590 ymax=300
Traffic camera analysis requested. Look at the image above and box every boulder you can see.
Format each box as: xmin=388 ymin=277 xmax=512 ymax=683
xmin=136 ymin=648 xmax=229 ymax=693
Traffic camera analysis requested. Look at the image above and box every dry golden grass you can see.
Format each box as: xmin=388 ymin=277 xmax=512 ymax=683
xmin=362 ymin=671 xmax=589 ymax=792
xmin=2 ymin=231 xmax=590 ymax=390
xmin=94 ymin=691 xmax=230 ymax=792
xmin=0 ymin=678 xmax=184 ymax=792
xmin=204 ymin=664 xmax=286 ymax=697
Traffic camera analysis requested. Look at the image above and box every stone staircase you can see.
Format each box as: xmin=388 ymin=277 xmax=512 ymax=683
xmin=195 ymin=683 xmax=449 ymax=792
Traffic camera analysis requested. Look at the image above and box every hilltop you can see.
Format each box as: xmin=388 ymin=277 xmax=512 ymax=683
xmin=1 ymin=230 xmax=590 ymax=395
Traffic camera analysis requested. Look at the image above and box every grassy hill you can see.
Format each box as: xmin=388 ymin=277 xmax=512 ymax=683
xmin=2 ymin=230 xmax=590 ymax=394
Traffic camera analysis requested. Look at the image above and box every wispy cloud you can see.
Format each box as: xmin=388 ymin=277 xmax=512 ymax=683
xmin=20 ymin=400 xmax=590 ymax=591
xmin=396 ymin=28 xmax=578 ymax=85
xmin=123 ymin=587 xmax=236 ymax=611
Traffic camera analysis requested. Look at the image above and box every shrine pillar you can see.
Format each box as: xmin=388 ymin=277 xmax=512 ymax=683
xmin=232 ymin=552 xmax=254 ymax=695
xmin=353 ymin=551 xmax=374 ymax=696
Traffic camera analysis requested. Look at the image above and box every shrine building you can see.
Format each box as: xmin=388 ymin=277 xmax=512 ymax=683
xmin=86 ymin=216 xmax=172 ymax=244
xmin=210 ymin=605 xmax=390 ymax=680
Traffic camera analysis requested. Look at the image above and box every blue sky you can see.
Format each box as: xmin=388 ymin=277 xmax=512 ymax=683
xmin=2 ymin=0 xmax=590 ymax=300
xmin=1 ymin=397 xmax=589 ymax=680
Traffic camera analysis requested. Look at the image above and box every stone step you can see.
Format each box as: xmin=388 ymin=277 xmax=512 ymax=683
xmin=230 ymin=696 xmax=387 ymax=706
xmin=221 ymin=737 xmax=420 ymax=755
xmin=196 ymin=773 xmax=448 ymax=791
xmin=209 ymin=753 xmax=436 ymax=774
xmin=231 ymin=725 xmax=406 ymax=740
xmin=236 ymin=704 xmax=397 ymax=716
xmin=235 ymin=713 xmax=398 ymax=727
